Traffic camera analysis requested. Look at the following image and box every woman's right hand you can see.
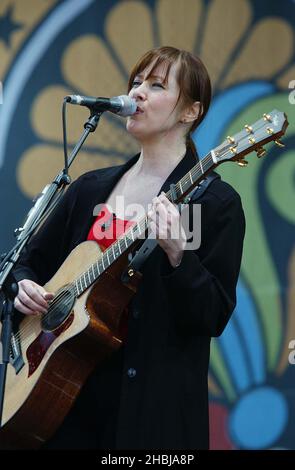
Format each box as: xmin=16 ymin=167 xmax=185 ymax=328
xmin=14 ymin=279 xmax=54 ymax=316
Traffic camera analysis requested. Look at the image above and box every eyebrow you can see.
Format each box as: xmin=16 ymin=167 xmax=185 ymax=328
xmin=135 ymin=73 xmax=165 ymax=80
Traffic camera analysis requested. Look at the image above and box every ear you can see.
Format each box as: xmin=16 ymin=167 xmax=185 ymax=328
xmin=180 ymin=101 xmax=201 ymax=124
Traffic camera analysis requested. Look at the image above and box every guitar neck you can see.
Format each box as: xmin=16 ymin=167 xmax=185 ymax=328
xmin=72 ymin=151 xmax=217 ymax=297
xmin=54 ymin=109 xmax=289 ymax=299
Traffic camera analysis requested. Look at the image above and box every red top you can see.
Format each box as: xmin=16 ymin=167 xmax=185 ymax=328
xmin=87 ymin=204 xmax=134 ymax=248
xmin=87 ymin=204 xmax=134 ymax=340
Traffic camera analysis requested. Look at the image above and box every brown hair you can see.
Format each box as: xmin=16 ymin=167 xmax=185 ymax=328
xmin=128 ymin=46 xmax=211 ymax=157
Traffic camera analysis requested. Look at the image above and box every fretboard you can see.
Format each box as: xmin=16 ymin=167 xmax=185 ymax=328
xmin=73 ymin=151 xmax=217 ymax=297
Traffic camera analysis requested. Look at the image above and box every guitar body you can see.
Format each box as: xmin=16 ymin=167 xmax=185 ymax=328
xmin=0 ymin=240 xmax=141 ymax=449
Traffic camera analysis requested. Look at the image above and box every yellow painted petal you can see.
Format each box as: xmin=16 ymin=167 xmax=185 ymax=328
xmin=221 ymin=18 xmax=293 ymax=88
xmin=31 ymin=84 xmax=138 ymax=154
xmin=32 ymin=85 xmax=90 ymax=144
xmin=88 ymin=115 xmax=139 ymax=154
xmin=200 ymin=0 xmax=252 ymax=89
xmin=277 ymin=65 xmax=295 ymax=90
xmin=105 ymin=0 xmax=154 ymax=74
xmin=17 ymin=144 xmax=126 ymax=198
xmin=156 ymin=0 xmax=203 ymax=51
xmin=62 ymin=35 xmax=126 ymax=97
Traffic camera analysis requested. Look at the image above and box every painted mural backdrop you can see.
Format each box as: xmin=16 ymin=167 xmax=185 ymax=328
xmin=0 ymin=0 xmax=294 ymax=449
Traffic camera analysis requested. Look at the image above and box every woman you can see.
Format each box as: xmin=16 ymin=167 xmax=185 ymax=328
xmin=13 ymin=46 xmax=245 ymax=449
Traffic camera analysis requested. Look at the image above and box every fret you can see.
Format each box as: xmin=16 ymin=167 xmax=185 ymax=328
xmin=112 ymin=244 xmax=116 ymax=261
xmin=78 ymin=276 xmax=83 ymax=293
xmin=101 ymin=256 xmax=105 ymax=270
xmin=204 ymin=155 xmax=214 ymax=172
xmin=75 ymin=279 xmax=80 ymax=296
xmin=91 ymin=264 xmax=95 ymax=280
xmin=115 ymin=243 xmax=120 ymax=257
xmin=182 ymin=177 xmax=191 ymax=194
xmin=210 ymin=150 xmax=218 ymax=164
xmin=118 ymin=241 xmax=122 ymax=254
xmin=83 ymin=273 xmax=87 ymax=289
xmin=127 ymin=232 xmax=133 ymax=244
xmin=189 ymin=171 xmax=193 ymax=185
xmin=108 ymin=248 xmax=114 ymax=264
xmin=135 ymin=223 xmax=141 ymax=237
xmin=84 ymin=271 xmax=89 ymax=288
xmin=134 ymin=223 xmax=140 ymax=238
xmin=119 ymin=239 xmax=125 ymax=253
xmin=179 ymin=180 xmax=183 ymax=195
xmin=86 ymin=270 xmax=91 ymax=286
xmin=106 ymin=249 xmax=110 ymax=266
xmin=96 ymin=261 xmax=101 ymax=276
xmin=199 ymin=159 xmax=204 ymax=174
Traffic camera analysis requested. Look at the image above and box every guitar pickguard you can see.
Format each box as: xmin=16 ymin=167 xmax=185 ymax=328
xmin=26 ymin=312 xmax=74 ymax=377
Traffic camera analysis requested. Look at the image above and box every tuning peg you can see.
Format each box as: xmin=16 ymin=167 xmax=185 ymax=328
xmin=275 ymin=139 xmax=285 ymax=148
xmin=245 ymin=124 xmax=253 ymax=134
xmin=256 ymin=147 xmax=267 ymax=158
xmin=237 ymin=159 xmax=248 ymax=167
xmin=263 ymin=113 xmax=272 ymax=122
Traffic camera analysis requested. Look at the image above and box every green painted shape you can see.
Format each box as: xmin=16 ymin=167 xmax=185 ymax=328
xmin=210 ymin=338 xmax=237 ymax=403
xmin=266 ymin=150 xmax=295 ymax=225
xmin=216 ymin=94 xmax=295 ymax=370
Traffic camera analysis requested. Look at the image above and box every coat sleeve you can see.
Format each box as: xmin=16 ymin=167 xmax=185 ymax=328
xmin=160 ymin=188 xmax=245 ymax=337
xmin=13 ymin=179 xmax=81 ymax=286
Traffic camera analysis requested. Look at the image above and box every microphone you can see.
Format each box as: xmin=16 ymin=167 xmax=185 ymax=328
xmin=65 ymin=94 xmax=137 ymax=116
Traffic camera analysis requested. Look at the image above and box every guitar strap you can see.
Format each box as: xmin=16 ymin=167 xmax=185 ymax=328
xmin=121 ymin=172 xmax=220 ymax=282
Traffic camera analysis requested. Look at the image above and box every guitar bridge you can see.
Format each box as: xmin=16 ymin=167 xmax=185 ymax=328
xmin=9 ymin=331 xmax=25 ymax=374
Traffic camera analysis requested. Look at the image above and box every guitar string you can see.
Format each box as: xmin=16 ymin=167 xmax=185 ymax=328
xmin=11 ymin=126 xmax=267 ymax=344
xmin=10 ymin=149 xmax=236 ymax=344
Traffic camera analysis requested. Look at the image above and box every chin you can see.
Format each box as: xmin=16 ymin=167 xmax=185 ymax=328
xmin=126 ymin=121 xmax=147 ymax=140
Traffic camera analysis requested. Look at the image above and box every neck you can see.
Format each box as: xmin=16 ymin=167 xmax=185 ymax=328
xmin=132 ymin=137 xmax=187 ymax=178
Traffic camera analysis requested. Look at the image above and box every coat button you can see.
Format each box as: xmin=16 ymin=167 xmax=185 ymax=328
xmin=127 ymin=368 xmax=137 ymax=378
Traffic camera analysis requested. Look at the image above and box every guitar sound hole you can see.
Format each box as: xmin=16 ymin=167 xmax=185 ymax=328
xmin=41 ymin=287 xmax=75 ymax=332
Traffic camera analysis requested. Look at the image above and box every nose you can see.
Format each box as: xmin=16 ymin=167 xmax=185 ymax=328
xmin=130 ymin=83 xmax=147 ymax=102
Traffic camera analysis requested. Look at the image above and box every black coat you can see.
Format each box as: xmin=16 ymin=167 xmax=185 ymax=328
xmin=14 ymin=149 xmax=245 ymax=450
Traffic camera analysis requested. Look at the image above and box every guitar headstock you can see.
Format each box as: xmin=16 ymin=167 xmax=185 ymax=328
xmin=213 ymin=110 xmax=289 ymax=166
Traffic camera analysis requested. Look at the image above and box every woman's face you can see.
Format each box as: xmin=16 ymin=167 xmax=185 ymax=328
xmin=126 ymin=61 xmax=184 ymax=141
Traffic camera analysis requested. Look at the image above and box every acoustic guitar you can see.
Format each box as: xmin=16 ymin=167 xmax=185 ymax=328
xmin=0 ymin=110 xmax=288 ymax=448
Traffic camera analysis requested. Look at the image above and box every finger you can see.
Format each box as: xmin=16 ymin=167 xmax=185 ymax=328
xmin=43 ymin=292 xmax=54 ymax=301
xmin=14 ymin=297 xmax=39 ymax=316
xmin=17 ymin=290 xmax=48 ymax=314
xmin=155 ymin=195 xmax=177 ymax=217
xmin=148 ymin=219 xmax=159 ymax=239
xmin=24 ymin=284 xmax=50 ymax=308
xmin=149 ymin=204 xmax=172 ymax=239
xmin=159 ymin=192 xmax=179 ymax=214
xmin=155 ymin=202 xmax=173 ymax=228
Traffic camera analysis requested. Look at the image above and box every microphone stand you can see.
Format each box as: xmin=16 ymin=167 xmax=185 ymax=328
xmin=0 ymin=109 xmax=102 ymax=426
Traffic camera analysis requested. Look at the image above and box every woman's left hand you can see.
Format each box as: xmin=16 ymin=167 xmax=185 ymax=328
xmin=148 ymin=192 xmax=186 ymax=268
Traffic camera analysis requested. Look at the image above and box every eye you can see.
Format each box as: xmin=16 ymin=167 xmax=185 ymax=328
xmin=132 ymin=80 xmax=141 ymax=88
xmin=152 ymin=82 xmax=164 ymax=88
